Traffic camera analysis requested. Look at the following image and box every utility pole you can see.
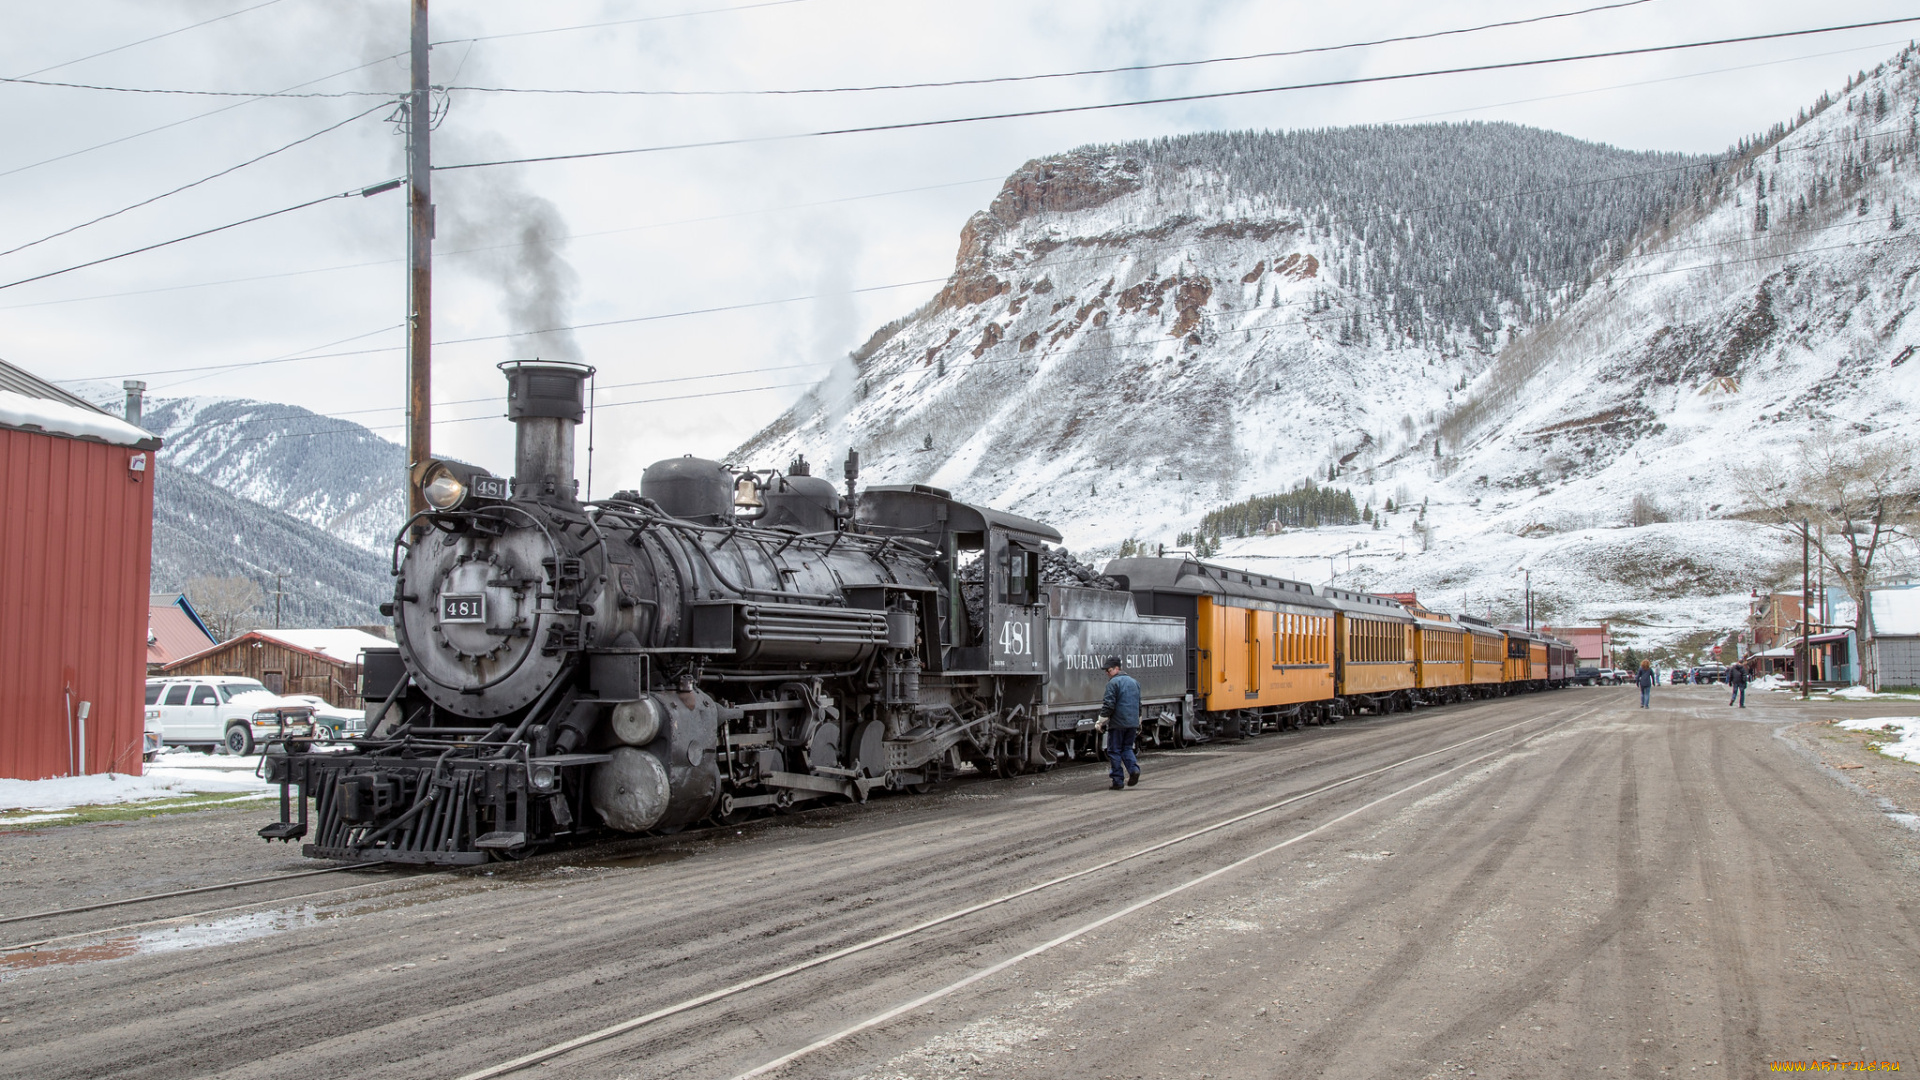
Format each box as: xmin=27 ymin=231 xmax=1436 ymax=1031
xmin=273 ymin=570 xmax=287 ymax=629
xmin=1801 ymin=518 xmax=1811 ymax=701
xmin=1523 ymin=568 xmax=1532 ymax=631
xmin=406 ymin=0 xmax=433 ymax=516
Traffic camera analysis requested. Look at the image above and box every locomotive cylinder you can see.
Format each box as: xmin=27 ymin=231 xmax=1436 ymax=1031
xmin=501 ymin=360 xmax=592 ymax=500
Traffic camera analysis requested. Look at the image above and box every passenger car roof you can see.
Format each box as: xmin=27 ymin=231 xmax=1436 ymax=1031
xmin=1103 ymin=557 xmax=1331 ymax=607
xmin=856 ymin=485 xmax=1063 ymax=542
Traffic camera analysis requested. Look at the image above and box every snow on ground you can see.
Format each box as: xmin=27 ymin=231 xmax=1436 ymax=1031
xmin=0 ymin=751 xmax=272 ymax=813
xmin=1835 ymin=717 xmax=1920 ymax=765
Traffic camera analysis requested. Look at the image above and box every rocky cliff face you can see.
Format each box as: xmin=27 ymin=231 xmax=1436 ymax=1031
xmin=739 ymin=59 xmax=1920 ymax=651
xmin=734 ymin=122 xmax=1696 ymax=546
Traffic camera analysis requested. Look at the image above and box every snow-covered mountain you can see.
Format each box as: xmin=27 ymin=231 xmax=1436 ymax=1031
xmin=735 ymin=123 xmax=1695 ymax=532
xmin=136 ymin=394 xmax=406 ymax=553
xmin=68 ymin=382 xmax=399 ymax=630
xmin=151 ymin=465 xmax=387 ymax=629
xmin=739 ymin=56 xmax=1920 ymax=656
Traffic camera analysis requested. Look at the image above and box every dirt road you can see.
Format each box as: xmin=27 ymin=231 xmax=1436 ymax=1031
xmin=1 ymin=685 xmax=1915 ymax=1079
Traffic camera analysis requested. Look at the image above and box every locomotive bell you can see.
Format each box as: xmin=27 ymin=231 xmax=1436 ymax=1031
xmin=500 ymin=360 xmax=594 ymax=501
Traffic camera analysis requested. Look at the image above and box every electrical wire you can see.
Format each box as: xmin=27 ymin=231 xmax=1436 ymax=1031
xmin=0 ymin=179 xmax=399 ymax=293
xmin=0 ymin=102 xmax=390 ymax=260
xmin=63 ymin=111 xmax=1907 ymax=386
xmin=0 ymin=53 xmax=405 ymax=182
xmin=0 ymin=75 xmax=393 ymax=99
xmin=5 ymin=0 xmax=291 ymax=81
xmin=435 ymin=17 xmax=1920 ymax=172
xmin=448 ymin=0 xmax=1658 ymax=98
xmin=429 ymin=0 xmax=819 ymax=45
xmin=5 ymin=174 xmax=1003 ymax=311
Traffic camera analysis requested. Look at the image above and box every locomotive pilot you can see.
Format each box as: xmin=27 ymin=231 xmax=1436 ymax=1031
xmin=1095 ymin=656 xmax=1142 ymax=790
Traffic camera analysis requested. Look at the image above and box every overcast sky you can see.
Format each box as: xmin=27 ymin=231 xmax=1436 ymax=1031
xmin=3 ymin=0 xmax=1914 ymax=488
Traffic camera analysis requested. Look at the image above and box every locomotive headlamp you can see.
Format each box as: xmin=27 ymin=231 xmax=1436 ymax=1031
xmin=530 ymin=764 xmax=558 ymax=793
xmin=422 ymin=468 xmax=466 ymax=510
xmin=419 ymin=459 xmax=507 ymax=512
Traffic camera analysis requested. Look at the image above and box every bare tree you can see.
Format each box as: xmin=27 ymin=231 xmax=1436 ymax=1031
xmin=184 ymin=575 xmax=264 ymax=641
xmin=1735 ymin=434 xmax=1920 ymax=689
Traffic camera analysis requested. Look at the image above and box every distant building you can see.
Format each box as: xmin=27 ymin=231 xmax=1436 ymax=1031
xmin=160 ymin=628 xmax=394 ymax=708
xmin=1868 ymin=585 xmax=1920 ymax=687
xmin=0 ymin=360 xmax=161 ymax=780
xmin=1539 ymin=624 xmax=1611 ymax=668
xmin=147 ymin=593 xmax=216 ymax=672
xmin=1749 ymin=591 xmax=1810 ymax=652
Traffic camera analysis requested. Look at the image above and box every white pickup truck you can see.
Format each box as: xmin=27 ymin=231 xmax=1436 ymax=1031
xmin=144 ymin=676 xmax=311 ymax=755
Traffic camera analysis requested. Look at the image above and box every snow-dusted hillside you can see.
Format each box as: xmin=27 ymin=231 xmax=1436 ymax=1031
xmin=736 ymin=125 xmax=1694 ymax=541
xmin=740 ymin=59 xmax=1920 ymax=657
xmin=74 ymin=382 xmax=406 ymax=553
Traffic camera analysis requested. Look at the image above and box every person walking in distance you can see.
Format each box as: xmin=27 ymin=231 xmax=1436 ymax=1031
xmin=1095 ymin=656 xmax=1141 ymax=790
xmin=1635 ymin=659 xmax=1655 ymax=709
xmin=1727 ymin=660 xmax=1749 ymax=708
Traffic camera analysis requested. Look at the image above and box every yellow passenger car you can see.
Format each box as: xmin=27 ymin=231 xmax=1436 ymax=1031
xmin=1325 ymin=588 xmax=1417 ymax=710
xmin=1412 ymin=615 xmax=1471 ymax=701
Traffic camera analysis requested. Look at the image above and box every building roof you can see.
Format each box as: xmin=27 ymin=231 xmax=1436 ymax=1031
xmin=0 ymin=359 xmax=159 ymax=450
xmin=164 ymin=627 xmax=394 ymax=670
xmin=1871 ymin=587 xmax=1920 ymax=637
xmin=147 ymin=604 xmax=216 ymax=667
xmin=252 ymin=628 xmax=394 ymax=664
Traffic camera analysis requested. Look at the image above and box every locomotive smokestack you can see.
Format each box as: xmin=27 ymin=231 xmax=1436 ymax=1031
xmin=500 ymin=360 xmax=594 ymax=500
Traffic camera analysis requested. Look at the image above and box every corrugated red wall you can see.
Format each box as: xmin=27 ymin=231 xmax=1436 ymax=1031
xmin=0 ymin=427 xmax=155 ymax=779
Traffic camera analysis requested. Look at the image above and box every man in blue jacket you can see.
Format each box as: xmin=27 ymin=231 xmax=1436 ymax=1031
xmin=1096 ymin=656 xmax=1142 ymax=790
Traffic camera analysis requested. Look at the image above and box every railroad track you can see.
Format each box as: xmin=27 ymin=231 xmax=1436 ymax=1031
xmin=454 ymin=701 xmax=1597 ymax=1080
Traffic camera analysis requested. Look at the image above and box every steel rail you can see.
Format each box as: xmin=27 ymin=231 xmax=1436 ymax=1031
xmin=0 ymin=864 xmax=366 ymax=928
xmin=454 ymin=700 xmax=1596 ymax=1080
xmin=730 ymin=705 xmax=1585 ymax=1079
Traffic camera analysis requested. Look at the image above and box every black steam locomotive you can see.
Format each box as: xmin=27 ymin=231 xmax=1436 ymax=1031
xmin=262 ymin=361 xmax=1187 ymax=864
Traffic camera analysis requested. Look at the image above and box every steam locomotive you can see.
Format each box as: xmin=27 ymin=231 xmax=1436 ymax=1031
xmin=260 ymin=360 xmax=1569 ymax=865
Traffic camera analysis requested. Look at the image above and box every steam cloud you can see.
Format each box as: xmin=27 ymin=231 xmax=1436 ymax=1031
xmin=439 ymin=153 xmax=584 ymax=364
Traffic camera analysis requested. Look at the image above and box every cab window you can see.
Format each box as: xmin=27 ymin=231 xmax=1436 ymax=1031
xmin=191 ymin=685 xmax=219 ymax=705
xmin=145 ymin=683 xmax=164 ymax=705
xmin=163 ymin=684 xmax=191 ymax=706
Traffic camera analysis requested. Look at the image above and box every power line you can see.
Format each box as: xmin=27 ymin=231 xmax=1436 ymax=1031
xmin=449 ymin=0 xmax=1658 ymax=98
xmin=5 ymin=0 xmax=291 ymax=81
xmin=0 ymin=179 xmax=399 ymax=293
xmin=3 ymin=0 xmax=1650 ymax=102
xmin=428 ymin=0 xmax=820 ymax=45
xmin=5 ymin=175 xmax=1004 ymax=311
xmin=0 ymin=102 xmax=390 ymax=260
xmin=436 ymin=18 xmax=1920 ymax=172
xmin=0 ymin=74 xmax=391 ymax=99
xmin=61 ymin=110 xmax=1902 ymax=385
xmin=0 ymin=53 xmax=404 ymax=183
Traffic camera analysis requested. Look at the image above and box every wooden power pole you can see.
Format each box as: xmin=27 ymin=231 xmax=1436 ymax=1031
xmin=406 ymin=0 xmax=432 ymax=515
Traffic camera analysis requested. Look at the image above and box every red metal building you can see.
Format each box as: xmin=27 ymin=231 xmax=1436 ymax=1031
xmin=0 ymin=361 xmax=162 ymax=780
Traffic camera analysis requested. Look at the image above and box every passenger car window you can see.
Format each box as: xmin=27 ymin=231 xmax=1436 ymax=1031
xmin=163 ymin=684 xmax=190 ymax=706
xmin=145 ymin=683 xmax=164 ymax=705
xmin=191 ymin=686 xmax=218 ymax=705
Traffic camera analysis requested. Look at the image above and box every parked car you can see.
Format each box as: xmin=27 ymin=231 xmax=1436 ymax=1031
xmin=1670 ymin=669 xmax=1688 ymax=684
xmin=1574 ymin=666 xmax=1602 ymax=686
xmin=145 ymin=676 xmax=281 ymax=753
xmin=1696 ymin=664 xmax=1728 ymax=684
xmin=275 ymin=694 xmax=366 ymax=741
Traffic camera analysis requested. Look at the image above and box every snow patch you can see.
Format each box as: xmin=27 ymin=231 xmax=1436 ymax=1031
xmin=1834 ymin=716 xmax=1920 ymax=764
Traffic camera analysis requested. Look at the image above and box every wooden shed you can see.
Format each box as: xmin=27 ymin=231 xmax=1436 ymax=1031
xmin=161 ymin=628 xmax=392 ymax=708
